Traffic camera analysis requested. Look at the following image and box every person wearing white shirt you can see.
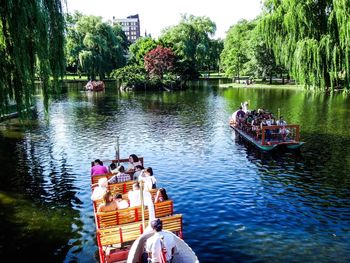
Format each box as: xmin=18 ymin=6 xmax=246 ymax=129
xmin=91 ymin=178 xmax=108 ymax=201
xmin=146 ymin=218 xmax=176 ymax=263
xmin=139 ymin=167 xmax=157 ymax=191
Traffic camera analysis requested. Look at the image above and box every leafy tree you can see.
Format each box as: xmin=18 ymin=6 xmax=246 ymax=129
xmin=112 ymin=65 xmax=147 ymax=88
xmin=0 ymin=0 xmax=65 ymax=116
xmin=248 ymin=26 xmax=288 ymax=83
xmin=207 ymin=39 xmax=224 ymax=72
xmin=144 ymin=45 xmax=176 ymax=80
xmin=220 ymin=20 xmax=254 ymax=80
xmin=160 ymin=14 xmax=216 ymax=78
xmin=259 ymin=0 xmax=350 ymax=90
xmin=65 ymin=15 xmax=128 ymax=80
xmin=128 ymin=37 xmax=158 ymax=66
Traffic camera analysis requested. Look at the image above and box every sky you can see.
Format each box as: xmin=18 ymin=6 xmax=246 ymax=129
xmin=65 ymin=0 xmax=263 ymax=39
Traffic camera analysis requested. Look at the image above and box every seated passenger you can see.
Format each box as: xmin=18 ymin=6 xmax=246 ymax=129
xmin=277 ymin=116 xmax=289 ymax=141
xmin=108 ymin=165 xmax=131 ymax=184
xmin=154 ymin=188 xmax=169 ymax=203
xmin=109 ymin=162 xmax=119 ymax=174
xmin=91 ymin=159 xmax=108 ymax=176
xmin=128 ymin=182 xmax=152 ymax=207
xmin=114 ymin=193 xmax=129 ymax=209
xmin=127 ymin=154 xmax=142 ymax=172
xmin=97 ymin=190 xmax=117 ymax=212
xmin=91 ymin=178 xmax=108 ymax=201
xmin=139 ymin=167 xmax=157 ymax=191
xmin=236 ymin=106 xmax=246 ymax=128
xmin=133 ymin=165 xmax=144 ymax=181
xmin=260 ymin=118 xmax=271 ymax=141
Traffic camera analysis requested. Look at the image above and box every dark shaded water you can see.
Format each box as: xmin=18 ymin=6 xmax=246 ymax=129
xmin=1 ymin=80 xmax=350 ymax=262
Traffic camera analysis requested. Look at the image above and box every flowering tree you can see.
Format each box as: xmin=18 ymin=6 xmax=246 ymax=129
xmin=144 ymin=45 xmax=176 ymax=79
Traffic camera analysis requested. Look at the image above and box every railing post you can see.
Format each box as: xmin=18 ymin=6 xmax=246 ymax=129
xmin=295 ymin=125 xmax=300 ymax=141
xmin=261 ymin=127 xmax=266 ymax=145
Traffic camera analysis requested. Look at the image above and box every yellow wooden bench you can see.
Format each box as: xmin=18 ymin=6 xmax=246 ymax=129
xmin=95 ymin=200 xmax=174 ymax=229
xmin=97 ymin=214 xmax=183 ymax=247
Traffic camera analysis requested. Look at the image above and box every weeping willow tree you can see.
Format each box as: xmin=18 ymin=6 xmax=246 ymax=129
xmin=259 ymin=0 xmax=350 ymax=91
xmin=0 ymin=0 xmax=65 ymax=117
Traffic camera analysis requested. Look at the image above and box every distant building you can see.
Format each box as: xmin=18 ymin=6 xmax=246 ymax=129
xmin=113 ymin=14 xmax=141 ymax=43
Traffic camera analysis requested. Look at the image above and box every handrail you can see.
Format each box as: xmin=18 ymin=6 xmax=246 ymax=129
xmin=260 ymin=125 xmax=300 ymax=145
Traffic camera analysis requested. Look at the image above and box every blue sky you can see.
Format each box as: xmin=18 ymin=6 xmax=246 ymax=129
xmin=65 ymin=0 xmax=263 ymax=39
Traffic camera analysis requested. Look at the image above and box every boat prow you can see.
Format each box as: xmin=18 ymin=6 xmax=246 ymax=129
xmin=127 ymin=230 xmax=199 ymax=263
xmin=286 ymin=141 xmax=305 ymax=150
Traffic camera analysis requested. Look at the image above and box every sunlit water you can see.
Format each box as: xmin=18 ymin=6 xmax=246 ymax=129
xmin=0 ymin=80 xmax=350 ymax=262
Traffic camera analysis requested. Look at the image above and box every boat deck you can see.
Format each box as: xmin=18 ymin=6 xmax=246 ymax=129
xmin=230 ymin=124 xmax=304 ymax=151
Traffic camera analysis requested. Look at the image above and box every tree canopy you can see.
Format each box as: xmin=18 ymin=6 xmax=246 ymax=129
xmin=144 ymin=45 xmax=176 ymax=79
xmin=220 ymin=19 xmax=254 ymax=79
xmin=65 ymin=14 xmax=128 ymax=80
xmin=160 ymin=14 xmax=217 ymax=78
xmin=0 ymin=0 xmax=65 ymax=116
xmin=259 ymin=0 xmax=350 ymax=90
xmin=128 ymin=37 xmax=158 ymax=66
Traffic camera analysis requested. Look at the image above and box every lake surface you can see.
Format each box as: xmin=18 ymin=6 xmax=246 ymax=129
xmin=0 ymin=80 xmax=350 ymax=262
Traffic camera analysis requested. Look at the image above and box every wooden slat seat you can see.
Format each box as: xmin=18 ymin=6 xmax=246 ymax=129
xmin=96 ymin=200 xmax=174 ymax=229
xmin=98 ymin=214 xmax=183 ymax=247
xmin=91 ymin=173 xmax=113 ymax=185
xmin=108 ymin=180 xmax=134 ymax=194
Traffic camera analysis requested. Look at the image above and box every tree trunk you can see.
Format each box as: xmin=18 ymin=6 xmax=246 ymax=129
xmin=269 ymin=71 xmax=273 ymax=84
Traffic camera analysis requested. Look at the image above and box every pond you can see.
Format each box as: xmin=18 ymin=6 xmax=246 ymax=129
xmin=0 ymin=80 xmax=350 ymax=262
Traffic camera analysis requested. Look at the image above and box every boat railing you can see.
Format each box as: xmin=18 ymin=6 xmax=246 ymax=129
xmin=260 ymin=125 xmax=300 ymax=145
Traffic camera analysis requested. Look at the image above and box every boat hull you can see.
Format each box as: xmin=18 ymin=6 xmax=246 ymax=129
xmin=230 ymin=124 xmax=304 ymax=151
xmin=127 ymin=230 xmax=199 ymax=263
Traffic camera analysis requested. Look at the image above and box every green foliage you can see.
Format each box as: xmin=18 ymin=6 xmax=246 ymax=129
xmin=159 ymin=14 xmax=217 ymax=78
xmin=0 ymin=0 xmax=65 ymax=116
xmin=128 ymin=37 xmax=158 ymax=66
xmin=112 ymin=65 xmax=148 ymax=88
xmin=220 ymin=20 xmax=255 ymax=79
xmin=65 ymin=14 xmax=128 ymax=80
xmin=259 ymin=0 xmax=350 ymax=90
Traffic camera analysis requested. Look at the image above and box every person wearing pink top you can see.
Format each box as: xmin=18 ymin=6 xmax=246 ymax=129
xmin=91 ymin=159 xmax=108 ymax=176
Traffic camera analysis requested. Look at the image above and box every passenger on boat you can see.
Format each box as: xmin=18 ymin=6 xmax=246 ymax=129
xmin=107 ymin=165 xmax=131 ymax=184
xmin=139 ymin=167 xmax=157 ymax=191
xmin=277 ymin=116 xmax=289 ymax=141
xmin=91 ymin=178 xmax=108 ymax=201
xmin=91 ymin=159 xmax=108 ymax=176
xmin=114 ymin=193 xmax=129 ymax=209
xmin=97 ymin=190 xmax=117 ymax=212
xmin=154 ymin=188 xmax=169 ymax=203
xmin=109 ymin=162 xmax=119 ymax=174
xmin=146 ymin=218 xmax=176 ymax=263
xmin=133 ymin=164 xmax=144 ymax=181
xmin=235 ymin=106 xmax=246 ymax=128
xmin=127 ymin=154 xmax=142 ymax=172
xmin=260 ymin=118 xmax=271 ymax=141
xmin=128 ymin=182 xmax=153 ymax=208
xmin=251 ymin=116 xmax=261 ymax=139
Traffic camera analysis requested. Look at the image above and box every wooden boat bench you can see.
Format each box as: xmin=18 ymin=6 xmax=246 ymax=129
xmin=97 ymin=214 xmax=183 ymax=263
xmin=96 ymin=200 xmax=174 ymax=229
xmin=97 ymin=214 xmax=183 ymax=248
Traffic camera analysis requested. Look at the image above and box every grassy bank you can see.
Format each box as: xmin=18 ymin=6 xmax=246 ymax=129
xmin=220 ymin=81 xmax=304 ymax=90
